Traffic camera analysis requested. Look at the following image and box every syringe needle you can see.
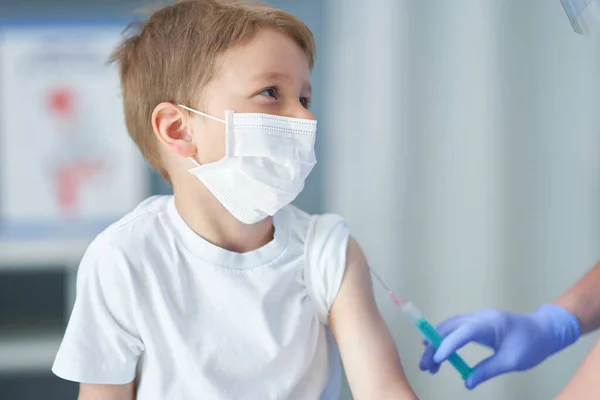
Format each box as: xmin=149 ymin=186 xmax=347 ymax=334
xmin=369 ymin=267 xmax=391 ymax=292
xmin=369 ymin=267 xmax=404 ymax=307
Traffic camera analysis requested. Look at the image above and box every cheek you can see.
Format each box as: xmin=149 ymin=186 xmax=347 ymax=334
xmin=194 ymin=127 xmax=226 ymax=164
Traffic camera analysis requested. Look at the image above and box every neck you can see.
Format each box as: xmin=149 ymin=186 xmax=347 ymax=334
xmin=172 ymin=182 xmax=275 ymax=253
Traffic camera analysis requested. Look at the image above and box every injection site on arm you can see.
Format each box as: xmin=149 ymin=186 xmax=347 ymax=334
xmin=328 ymin=237 xmax=418 ymax=400
xmin=369 ymin=268 xmax=474 ymax=381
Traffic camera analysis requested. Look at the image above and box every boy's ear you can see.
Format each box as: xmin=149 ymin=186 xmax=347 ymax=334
xmin=152 ymin=102 xmax=196 ymax=158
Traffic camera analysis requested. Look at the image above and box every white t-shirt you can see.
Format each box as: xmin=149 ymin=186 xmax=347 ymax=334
xmin=52 ymin=195 xmax=349 ymax=400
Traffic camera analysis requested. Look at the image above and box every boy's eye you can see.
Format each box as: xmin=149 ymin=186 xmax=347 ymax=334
xmin=259 ymin=88 xmax=277 ymax=98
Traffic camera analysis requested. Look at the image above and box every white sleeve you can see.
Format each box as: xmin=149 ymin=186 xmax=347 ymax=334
xmin=304 ymin=213 xmax=350 ymax=324
xmin=52 ymin=239 xmax=144 ymax=384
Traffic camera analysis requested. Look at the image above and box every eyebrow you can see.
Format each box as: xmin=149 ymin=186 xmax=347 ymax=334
xmin=252 ymin=71 xmax=312 ymax=95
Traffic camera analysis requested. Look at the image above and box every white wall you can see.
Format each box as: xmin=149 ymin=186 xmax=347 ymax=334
xmin=323 ymin=1 xmax=600 ymax=399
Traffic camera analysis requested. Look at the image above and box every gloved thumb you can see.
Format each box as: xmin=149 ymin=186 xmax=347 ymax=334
xmin=434 ymin=322 xmax=488 ymax=364
xmin=465 ymin=355 xmax=506 ymax=390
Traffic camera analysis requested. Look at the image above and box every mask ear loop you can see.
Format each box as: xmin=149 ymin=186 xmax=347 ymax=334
xmin=178 ymin=104 xmax=226 ymax=123
xmin=189 ymin=157 xmax=201 ymax=168
xmin=177 ymin=104 xmax=227 ymax=168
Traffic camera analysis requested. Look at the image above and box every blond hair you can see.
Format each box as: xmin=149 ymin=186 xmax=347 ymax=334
xmin=109 ymin=0 xmax=316 ymax=180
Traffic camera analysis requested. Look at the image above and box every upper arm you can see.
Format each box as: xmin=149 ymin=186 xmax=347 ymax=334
xmin=328 ymin=237 xmax=417 ymax=400
xmin=79 ymin=382 xmax=135 ymax=400
xmin=555 ymin=337 xmax=600 ymax=400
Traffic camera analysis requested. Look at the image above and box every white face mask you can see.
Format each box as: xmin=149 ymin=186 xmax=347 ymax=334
xmin=178 ymin=104 xmax=317 ymax=225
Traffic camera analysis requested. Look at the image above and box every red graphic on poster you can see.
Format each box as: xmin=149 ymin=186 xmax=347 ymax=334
xmin=47 ymin=88 xmax=105 ymax=217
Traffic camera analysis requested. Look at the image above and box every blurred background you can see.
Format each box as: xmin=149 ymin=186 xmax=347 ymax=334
xmin=0 ymin=0 xmax=598 ymax=399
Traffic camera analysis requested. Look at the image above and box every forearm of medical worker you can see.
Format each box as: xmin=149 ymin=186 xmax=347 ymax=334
xmin=554 ymin=336 xmax=600 ymax=400
xmin=329 ymin=237 xmax=419 ymax=400
xmin=554 ymin=260 xmax=600 ymax=334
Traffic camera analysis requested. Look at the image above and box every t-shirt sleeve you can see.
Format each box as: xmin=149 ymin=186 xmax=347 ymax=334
xmin=303 ymin=213 xmax=350 ymax=324
xmin=52 ymin=238 xmax=144 ymax=384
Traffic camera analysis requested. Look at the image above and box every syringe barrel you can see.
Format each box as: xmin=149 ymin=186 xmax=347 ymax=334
xmin=400 ymin=302 xmax=423 ymax=325
xmin=402 ymin=301 xmax=474 ymax=380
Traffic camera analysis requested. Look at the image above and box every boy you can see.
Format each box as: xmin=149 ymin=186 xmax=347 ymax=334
xmin=52 ymin=1 xmax=418 ymax=399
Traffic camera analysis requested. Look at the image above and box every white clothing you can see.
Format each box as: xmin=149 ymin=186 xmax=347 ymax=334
xmin=52 ymin=195 xmax=349 ymax=400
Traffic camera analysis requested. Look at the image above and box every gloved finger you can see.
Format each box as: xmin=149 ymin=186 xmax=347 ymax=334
xmin=419 ymin=344 xmax=437 ymax=371
xmin=435 ymin=315 xmax=471 ymax=338
xmin=465 ymin=355 xmax=508 ymax=390
xmin=433 ymin=322 xmax=490 ymax=364
xmin=430 ymin=362 xmax=440 ymax=374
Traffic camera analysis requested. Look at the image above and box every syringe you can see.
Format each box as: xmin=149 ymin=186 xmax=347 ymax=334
xmin=369 ymin=268 xmax=474 ymax=381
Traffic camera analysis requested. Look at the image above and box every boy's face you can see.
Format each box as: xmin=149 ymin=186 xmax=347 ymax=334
xmin=188 ymin=28 xmax=314 ymax=165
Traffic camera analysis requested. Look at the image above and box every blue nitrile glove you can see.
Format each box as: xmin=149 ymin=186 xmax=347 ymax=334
xmin=419 ymin=304 xmax=581 ymax=389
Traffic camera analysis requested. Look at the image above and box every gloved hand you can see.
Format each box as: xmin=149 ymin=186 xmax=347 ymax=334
xmin=419 ymin=304 xmax=581 ymax=389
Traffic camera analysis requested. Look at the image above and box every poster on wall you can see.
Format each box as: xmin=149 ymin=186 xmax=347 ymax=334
xmin=0 ymin=21 xmax=148 ymax=240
